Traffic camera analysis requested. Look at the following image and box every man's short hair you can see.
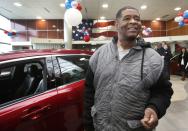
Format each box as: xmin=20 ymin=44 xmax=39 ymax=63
xmin=116 ymin=6 xmax=139 ymax=20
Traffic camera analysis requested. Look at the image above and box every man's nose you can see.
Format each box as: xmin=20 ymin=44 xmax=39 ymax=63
xmin=129 ymin=18 xmax=136 ymax=23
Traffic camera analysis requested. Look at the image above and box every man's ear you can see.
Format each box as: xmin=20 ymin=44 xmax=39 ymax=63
xmin=115 ymin=20 xmax=119 ymax=30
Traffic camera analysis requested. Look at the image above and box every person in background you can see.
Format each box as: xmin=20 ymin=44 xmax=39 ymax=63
xmin=178 ymin=47 xmax=188 ymax=80
xmin=84 ymin=6 xmax=173 ymax=131
xmin=162 ymin=42 xmax=172 ymax=80
xmin=155 ymin=42 xmax=172 ymax=80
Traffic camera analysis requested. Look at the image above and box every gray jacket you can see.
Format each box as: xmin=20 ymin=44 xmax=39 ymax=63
xmin=84 ymin=39 xmax=173 ymax=131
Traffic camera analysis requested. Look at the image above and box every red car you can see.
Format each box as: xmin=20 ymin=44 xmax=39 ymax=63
xmin=0 ymin=49 xmax=93 ymax=131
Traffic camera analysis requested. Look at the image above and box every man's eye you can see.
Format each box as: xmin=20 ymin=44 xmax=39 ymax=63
xmin=135 ymin=17 xmax=141 ymax=21
xmin=123 ymin=17 xmax=130 ymax=21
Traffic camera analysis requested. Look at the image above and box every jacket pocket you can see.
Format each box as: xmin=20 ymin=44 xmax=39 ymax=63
xmin=127 ymin=120 xmax=143 ymax=129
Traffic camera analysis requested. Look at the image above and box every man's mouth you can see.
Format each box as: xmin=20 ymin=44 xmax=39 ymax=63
xmin=127 ymin=27 xmax=138 ymax=32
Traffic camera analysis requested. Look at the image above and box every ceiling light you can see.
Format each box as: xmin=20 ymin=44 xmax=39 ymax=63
xmin=141 ymin=5 xmax=147 ymax=10
xmin=100 ymin=16 xmax=106 ymax=20
xmin=60 ymin=3 xmax=65 ymax=7
xmin=14 ymin=2 xmax=22 ymax=7
xmin=52 ymin=25 xmax=56 ymax=28
xmin=102 ymin=4 xmax=108 ymax=8
xmin=152 ymin=20 xmax=157 ymax=22
xmin=36 ymin=16 xmax=42 ymax=19
xmin=156 ymin=18 xmax=160 ymax=21
xmin=41 ymin=19 xmax=46 ymax=22
xmin=174 ymin=7 xmax=181 ymax=11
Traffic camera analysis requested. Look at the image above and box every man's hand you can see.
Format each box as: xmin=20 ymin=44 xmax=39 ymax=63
xmin=141 ymin=108 xmax=158 ymax=130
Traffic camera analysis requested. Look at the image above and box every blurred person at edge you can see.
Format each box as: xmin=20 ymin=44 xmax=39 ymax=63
xmin=178 ymin=47 xmax=188 ymax=81
xmin=84 ymin=6 xmax=173 ymax=131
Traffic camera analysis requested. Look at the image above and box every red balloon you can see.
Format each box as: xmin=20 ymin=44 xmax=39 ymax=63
xmin=76 ymin=3 xmax=82 ymax=11
xmin=84 ymin=35 xmax=90 ymax=42
xmin=12 ymin=32 xmax=16 ymax=35
xmin=177 ymin=12 xmax=183 ymax=16
xmin=184 ymin=18 xmax=188 ymax=24
xmin=4 ymin=30 xmax=8 ymax=34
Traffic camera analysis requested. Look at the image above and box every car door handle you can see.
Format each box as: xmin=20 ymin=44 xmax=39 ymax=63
xmin=21 ymin=105 xmax=52 ymax=120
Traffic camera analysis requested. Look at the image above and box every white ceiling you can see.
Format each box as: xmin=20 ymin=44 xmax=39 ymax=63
xmin=0 ymin=0 xmax=188 ymax=21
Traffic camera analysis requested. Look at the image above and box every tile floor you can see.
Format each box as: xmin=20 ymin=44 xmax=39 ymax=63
xmin=156 ymin=75 xmax=188 ymax=131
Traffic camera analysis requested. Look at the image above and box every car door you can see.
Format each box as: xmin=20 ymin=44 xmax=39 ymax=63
xmin=50 ymin=55 xmax=90 ymax=131
xmin=0 ymin=57 xmax=60 ymax=131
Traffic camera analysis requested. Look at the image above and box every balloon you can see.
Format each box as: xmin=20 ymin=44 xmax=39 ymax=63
xmin=65 ymin=2 xmax=72 ymax=9
xmin=8 ymin=32 xmax=12 ymax=36
xmin=4 ymin=31 xmax=8 ymax=34
xmin=183 ymin=18 xmax=188 ymax=24
xmin=84 ymin=31 xmax=89 ymax=36
xmin=76 ymin=3 xmax=82 ymax=11
xmin=142 ymin=30 xmax=149 ymax=36
xmin=178 ymin=21 xmax=185 ymax=27
xmin=174 ymin=16 xmax=184 ymax=22
xmin=65 ymin=0 xmax=74 ymax=3
xmin=177 ymin=12 xmax=183 ymax=16
xmin=84 ymin=35 xmax=90 ymax=42
xmin=146 ymin=27 xmax=152 ymax=33
xmin=71 ymin=1 xmax=78 ymax=8
xmin=64 ymin=8 xmax=82 ymax=26
xmin=183 ymin=10 xmax=188 ymax=18
xmin=12 ymin=32 xmax=16 ymax=35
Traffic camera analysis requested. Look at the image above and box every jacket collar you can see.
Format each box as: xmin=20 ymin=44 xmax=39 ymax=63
xmin=112 ymin=36 xmax=144 ymax=51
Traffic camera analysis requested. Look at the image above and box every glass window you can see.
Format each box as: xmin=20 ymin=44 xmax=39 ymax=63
xmin=60 ymin=55 xmax=90 ymax=75
xmin=57 ymin=57 xmax=85 ymax=85
xmin=0 ymin=59 xmax=47 ymax=106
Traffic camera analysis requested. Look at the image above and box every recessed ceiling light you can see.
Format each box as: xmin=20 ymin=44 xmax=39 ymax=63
xmin=60 ymin=3 xmax=65 ymax=7
xmin=102 ymin=4 xmax=108 ymax=8
xmin=52 ymin=25 xmax=56 ymax=28
xmin=14 ymin=2 xmax=22 ymax=7
xmin=174 ymin=7 xmax=181 ymax=11
xmin=36 ymin=16 xmax=42 ymax=19
xmin=100 ymin=16 xmax=106 ymax=20
xmin=141 ymin=5 xmax=147 ymax=10
xmin=156 ymin=18 xmax=160 ymax=21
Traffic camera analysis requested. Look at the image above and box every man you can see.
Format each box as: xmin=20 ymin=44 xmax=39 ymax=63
xmin=84 ymin=6 xmax=173 ymax=131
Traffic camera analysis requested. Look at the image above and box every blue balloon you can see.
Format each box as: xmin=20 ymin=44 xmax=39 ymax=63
xmin=68 ymin=0 xmax=74 ymax=2
xmin=183 ymin=11 xmax=188 ymax=19
xmin=84 ymin=32 xmax=88 ymax=35
xmin=179 ymin=21 xmax=185 ymax=27
xmin=8 ymin=32 xmax=12 ymax=36
xmin=65 ymin=2 xmax=72 ymax=9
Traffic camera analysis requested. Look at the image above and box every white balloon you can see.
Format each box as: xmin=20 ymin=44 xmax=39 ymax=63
xmin=64 ymin=8 xmax=82 ymax=26
xmin=71 ymin=1 xmax=78 ymax=8
xmin=174 ymin=16 xmax=183 ymax=22
xmin=184 ymin=10 xmax=188 ymax=14
xmin=142 ymin=30 xmax=149 ymax=36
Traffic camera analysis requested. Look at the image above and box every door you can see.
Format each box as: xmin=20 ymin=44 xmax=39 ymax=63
xmin=0 ymin=57 xmax=60 ymax=131
xmin=50 ymin=55 xmax=90 ymax=131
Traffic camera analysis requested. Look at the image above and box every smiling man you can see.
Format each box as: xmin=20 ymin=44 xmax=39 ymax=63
xmin=84 ymin=6 xmax=173 ymax=131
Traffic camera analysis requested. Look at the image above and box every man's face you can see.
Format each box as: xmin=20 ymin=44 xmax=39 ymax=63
xmin=116 ymin=9 xmax=142 ymax=41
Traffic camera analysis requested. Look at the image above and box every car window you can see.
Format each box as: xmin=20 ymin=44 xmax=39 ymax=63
xmin=0 ymin=66 xmax=15 ymax=80
xmin=60 ymin=55 xmax=90 ymax=75
xmin=55 ymin=57 xmax=85 ymax=86
xmin=0 ymin=59 xmax=47 ymax=107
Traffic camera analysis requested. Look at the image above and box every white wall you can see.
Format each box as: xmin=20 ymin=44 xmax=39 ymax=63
xmin=0 ymin=15 xmax=12 ymax=52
